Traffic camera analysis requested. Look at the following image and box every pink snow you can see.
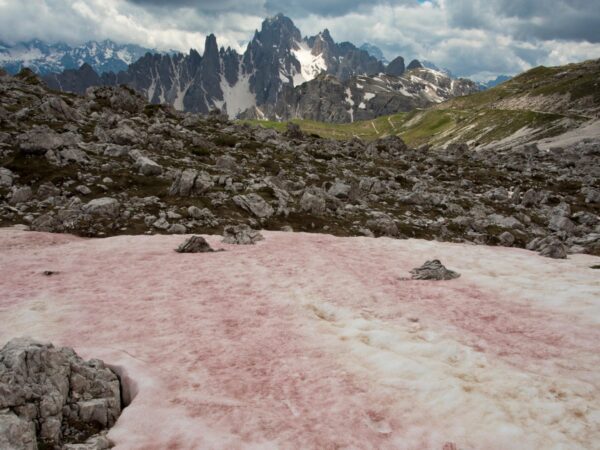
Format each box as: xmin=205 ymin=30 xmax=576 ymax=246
xmin=0 ymin=227 xmax=599 ymax=450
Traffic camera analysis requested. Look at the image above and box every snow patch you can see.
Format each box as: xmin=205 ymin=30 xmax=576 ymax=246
xmin=221 ymin=72 xmax=256 ymax=119
xmin=291 ymin=41 xmax=327 ymax=84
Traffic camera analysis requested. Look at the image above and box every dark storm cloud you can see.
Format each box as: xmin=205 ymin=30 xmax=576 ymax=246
xmin=125 ymin=0 xmax=396 ymax=17
xmin=447 ymin=0 xmax=600 ymax=43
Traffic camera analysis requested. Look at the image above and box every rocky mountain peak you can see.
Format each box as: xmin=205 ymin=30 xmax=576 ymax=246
xmin=258 ymin=13 xmax=302 ymax=47
xmin=386 ymin=56 xmax=406 ymax=76
xmin=407 ymin=59 xmax=424 ymax=70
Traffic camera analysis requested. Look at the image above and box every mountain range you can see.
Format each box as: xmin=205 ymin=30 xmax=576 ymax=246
xmin=35 ymin=14 xmax=479 ymax=120
xmin=0 ymin=39 xmax=153 ymax=76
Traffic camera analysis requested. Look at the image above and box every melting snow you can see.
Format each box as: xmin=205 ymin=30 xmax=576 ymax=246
xmin=1 ymin=228 xmax=599 ymax=450
xmin=292 ymin=41 xmax=327 ymax=85
xmin=364 ymin=92 xmax=375 ymax=101
xmin=220 ymin=72 xmax=256 ymax=119
xmin=345 ymin=88 xmax=355 ymax=123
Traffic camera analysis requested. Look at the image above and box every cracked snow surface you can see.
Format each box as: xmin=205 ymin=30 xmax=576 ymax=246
xmin=0 ymin=228 xmax=599 ymax=449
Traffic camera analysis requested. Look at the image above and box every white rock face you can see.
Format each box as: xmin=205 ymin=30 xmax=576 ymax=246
xmin=0 ymin=228 xmax=599 ymax=449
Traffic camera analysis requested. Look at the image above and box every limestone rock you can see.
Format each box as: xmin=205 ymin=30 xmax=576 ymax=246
xmin=0 ymin=338 xmax=121 ymax=449
xmin=176 ymin=236 xmax=215 ymax=253
xmin=83 ymin=197 xmax=120 ymax=218
xmin=222 ymin=224 xmax=264 ymax=245
xmin=410 ymin=260 xmax=460 ymax=280
xmin=233 ymin=194 xmax=274 ymax=218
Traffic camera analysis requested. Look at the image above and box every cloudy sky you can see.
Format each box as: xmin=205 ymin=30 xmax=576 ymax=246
xmin=0 ymin=0 xmax=599 ymax=80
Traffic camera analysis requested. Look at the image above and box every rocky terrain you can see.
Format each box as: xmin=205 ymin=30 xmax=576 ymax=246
xmin=241 ymin=67 xmax=479 ymax=123
xmin=0 ymin=338 xmax=122 ymax=450
xmin=0 ymin=39 xmax=152 ymax=76
xmin=0 ymin=68 xmax=598 ymax=258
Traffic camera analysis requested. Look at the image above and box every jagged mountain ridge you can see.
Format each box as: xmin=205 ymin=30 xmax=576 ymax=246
xmin=41 ymin=14 xmax=479 ymax=120
xmin=0 ymin=39 xmax=153 ymax=76
xmin=43 ymin=14 xmax=386 ymax=118
xmin=242 ymin=67 xmax=480 ymax=123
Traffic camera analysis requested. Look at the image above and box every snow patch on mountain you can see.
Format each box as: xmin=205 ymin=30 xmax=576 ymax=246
xmin=221 ymin=73 xmax=256 ymax=118
xmin=292 ymin=41 xmax=327 ymax=84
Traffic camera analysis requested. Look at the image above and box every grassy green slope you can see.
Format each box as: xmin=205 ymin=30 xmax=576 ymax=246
xmin=244 ymin=59 xmax=599 ymax=147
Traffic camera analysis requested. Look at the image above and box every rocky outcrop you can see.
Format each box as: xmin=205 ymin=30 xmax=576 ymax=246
xmin=243 ymin=68 xmax=480 ymax=123
xmin=0 ymin=338 xmax=121 ymax=449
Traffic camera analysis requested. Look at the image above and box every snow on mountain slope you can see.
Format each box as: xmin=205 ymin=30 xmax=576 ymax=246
xmin=1 ymin=228 xmax=598 ymax=449
xmin=220 ymin=72 xmax=256 ymax=118
xmin=292 ymin=41 xmax=328 ymax=85
xmin=0 ymin=39 xmax=152 ymax=76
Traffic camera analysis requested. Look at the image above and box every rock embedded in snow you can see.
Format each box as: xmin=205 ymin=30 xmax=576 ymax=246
xmin=222 ymin=224 xmax=264 ymax=245
xmin=531 ymin=236 xmax=568 ymax=259
xmin=0 ymin=338 xmax=121 ymax=449
xmin=176 ymin=236 xmax=216 ymax=253
xmin=410 ymin=259 xmax=460 ymax=280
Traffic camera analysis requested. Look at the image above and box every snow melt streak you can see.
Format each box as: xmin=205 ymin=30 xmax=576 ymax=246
xmin=0 ymin=229 xmax=599 ymax=450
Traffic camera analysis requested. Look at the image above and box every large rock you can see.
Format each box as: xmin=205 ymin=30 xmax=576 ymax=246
xmin=0 ymin=410 xmax=36 ymax=450
xmin=9 ymin=186 xmax=33 ymax=205
xmin=0 ymin=338 xmax=121 ymax=449
xmin=0 ymin=168 xmax=15 ymax=187
xmin=17 ymin=127 xmax=65 ymax=155
xmin=529 ymin=236 xmax=568 ymax=259
xmin=366 ymin=213 xmax=398 ymax=237
xmin=222 ymin=224 xmax=264 ymax=245
xmin=176 ymin=236 xmax=216 ymax=253
xmin=83 ymin=197 xmax=120 ymax=218
xmin=410 ymin=260 xmax=460 ymax=280
xmin=233 ymin=194 xmax=274 ymax=218
xmin=134 ymin=156 xmax=163 ymax=176
xmin=169 ymin=170 xmax=212 ymax=197
xmin=299 ymin=189 xmax=327 ymax=215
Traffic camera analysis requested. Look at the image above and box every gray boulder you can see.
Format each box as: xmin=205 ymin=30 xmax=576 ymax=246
xmin=0 ymin=338 xmax=121 ymax=449
xmin=169 ymin=169 xmax=212 ymax=197
xmin=134 ymin=156 xmax=163 ymax=176
xmin=176 ymin=236 xmax=215 ymax=253
xmin=328 ymin=181 xmax=352 ymax=199
xmin=222 ymin=224 xmax=264 ymax=245
xmin=17 ymin=127 xmax=65 ymax=155
xmin=9 ymin=186 xmax=33 ymax=205
xmin=233 ymin=194 xmax=274 ymax=218
xmin=0 ymin=410 xmax=36 ymax=450
xmin=83 ymin=197 xmax=120 ymax=218
xmin=366 ymin=213 xmax=398 ymax=237
xmin=299 ymin=189 xmax=327 ymax=215
xmin=410 ymin=260 xmax=460 ymax=280
xmin=0 ymin=168 xmax=14 ymax=187
xmin=498 ymin=231 xmax=515 ymax=247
